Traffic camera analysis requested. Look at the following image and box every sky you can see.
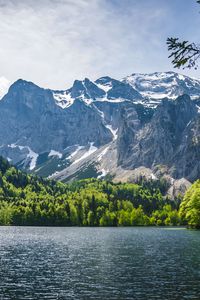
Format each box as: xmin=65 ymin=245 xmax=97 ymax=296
xmin=0 ymin=0 xmax=200 ymax=89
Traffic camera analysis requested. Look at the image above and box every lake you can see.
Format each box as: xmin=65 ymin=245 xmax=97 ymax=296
xmin=0 ymin=227 xmax=200 ymax=299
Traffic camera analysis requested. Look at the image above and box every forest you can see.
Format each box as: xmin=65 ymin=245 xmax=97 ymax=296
xmin=0 ymin=156 xmax=199 ymax=227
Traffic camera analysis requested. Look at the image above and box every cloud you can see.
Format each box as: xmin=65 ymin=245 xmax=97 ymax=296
xmin=0 ymin=0 xmax=199 ymax=89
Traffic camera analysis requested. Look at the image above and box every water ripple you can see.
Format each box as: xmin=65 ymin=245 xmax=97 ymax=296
xmin=0 ymin=227 xmax=200 ymax=299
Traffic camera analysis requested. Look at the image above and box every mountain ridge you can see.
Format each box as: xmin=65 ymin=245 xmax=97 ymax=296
xmin=0 ymin=71 xmax=199 ymax=198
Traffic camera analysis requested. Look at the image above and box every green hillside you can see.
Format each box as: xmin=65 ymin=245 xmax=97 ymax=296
xmin=0 ymin=156 xmax=198 ymax=227
xmin=180 ymin=179 xmax=200 ymax=228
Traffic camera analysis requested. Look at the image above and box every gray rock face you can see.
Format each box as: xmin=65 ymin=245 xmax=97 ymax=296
xmin=105 ymin=78 xmax=142 ymax=100
xmin=172 ymin=116 xmax=200 ymax=181
xmin=70 ymin=78 xmax=106 ymax=99
xmin=0 ymin=79 xmax=112 ymax=161
xmin=118 ymin=95 xmax=199 ymax=181
xmin=0 ymin=72 xmax=199 ymax=186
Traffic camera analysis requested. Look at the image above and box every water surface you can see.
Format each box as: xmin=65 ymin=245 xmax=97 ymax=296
xmin=0 ymin=227 xmax=200 ymax=299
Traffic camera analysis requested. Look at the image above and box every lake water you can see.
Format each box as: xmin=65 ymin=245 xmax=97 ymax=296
xmin=0 ymin=227 xmax=200 ymax=299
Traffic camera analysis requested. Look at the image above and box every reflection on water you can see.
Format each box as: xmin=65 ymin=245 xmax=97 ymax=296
xmin=0 ymin=227 xmax=200 ymax=299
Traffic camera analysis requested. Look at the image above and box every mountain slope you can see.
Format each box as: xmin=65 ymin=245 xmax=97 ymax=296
xmin=0 ymin=71 xmax=199 ymax=193
xmin=0 ymin=155 xmax=182 ymax=226
xmin=118 ymin=95 xmax=199 ymax=180
xmin=0 ymin=79 xmax=113 ymax=170
xmin=52 ymin=94 xmax=198 ymax=200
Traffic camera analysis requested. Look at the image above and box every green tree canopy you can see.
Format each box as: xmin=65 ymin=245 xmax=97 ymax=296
xmin=179 ymin=180 xmax=200 ymax=228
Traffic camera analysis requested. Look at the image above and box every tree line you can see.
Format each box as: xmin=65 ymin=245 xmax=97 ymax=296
xmin=0 ymin=156 xmax=199 ymax=227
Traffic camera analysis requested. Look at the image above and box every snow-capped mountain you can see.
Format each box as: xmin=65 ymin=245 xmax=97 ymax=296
xmin=52 ymin=72 xmax=200 ymax=110
xmin=124 ymin=71 xmax=200 ymax=105
xmin=0 ymin=71 xmax=199 ymax=195
xmin=52 ymin=76 xmax=143 ymax=109
xmin=0 ymin=76 xmax=10 ymax=99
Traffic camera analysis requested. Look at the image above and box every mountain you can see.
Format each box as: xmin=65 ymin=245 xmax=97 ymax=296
xmin=0 ymin=71 xmax=199 ymax=197
xmin=124 ymin=71 xmax=200 ymax=108
xmin=0 ymin=75 xmax=142 ymax=176
xmin=118 ymin=95 xmax=199 ymax=180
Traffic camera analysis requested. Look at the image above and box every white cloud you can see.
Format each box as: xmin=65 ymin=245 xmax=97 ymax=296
xmin=0 ymin=76 xmax=10 ymax=98
xmin=0 ymin=0 xmax=199 ymax=89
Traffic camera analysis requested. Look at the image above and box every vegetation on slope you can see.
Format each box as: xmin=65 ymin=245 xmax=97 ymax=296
xmin=179 ymin=180 xmax=200 ymax=228
xmin=0 ymin=156 xmax=199 ymax=227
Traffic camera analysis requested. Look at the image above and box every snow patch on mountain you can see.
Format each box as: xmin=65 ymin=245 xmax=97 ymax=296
xmin=93 ymin=104 xmax=105 ymax=119
xmin=48 ymin=171 xmax=60 ymax=178
xmin=97 ymin=168 xmax=108 ymax=178
xmin=48 ymin=150 xmax=63 ymax=159
xmin=196 ymin=105 xmax=200 ymax=113
xmin=96 ymin=83 xmax=112 ymax=92
xmin=105 ymin=124 xmax=118 ymax=141
xmin=97 ymin=146 xmax=110 ymax=161
xmin=9 ymin=144 xmax=24 ymax=150
xmin=81 ymin=95 xmax=93 ymax=106
xmin=96 ymin=97 xmax=126 ymax=103
xmin=27 ymin=148 xmax=39 ymax=170
xmin=66 ymin=145 xmax=84 ymax=161
xmin=124 ymin=71 xmax=200 ymax=102
xmin=53 ymin=91 xmax=74 ymax=109
xmin=8 ymin=144 xmax=38 ymax=170
xmin=93 ymin=104 xmax=118 ymax=140
xmin=72 ymin=143 xmax=97 ymax=165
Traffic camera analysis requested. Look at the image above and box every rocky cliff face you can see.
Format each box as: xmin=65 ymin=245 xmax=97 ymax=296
xmin=118 ymin=95 xmax=199 ymax=181
xmin=0 ymin=79 xmax=113 ymax=170
xmin=0 ymin=72 xmax=199 ymax=193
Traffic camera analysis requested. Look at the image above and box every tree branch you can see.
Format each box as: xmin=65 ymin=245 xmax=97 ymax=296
xmin=167 ymin=37 xmax=200 ymax=69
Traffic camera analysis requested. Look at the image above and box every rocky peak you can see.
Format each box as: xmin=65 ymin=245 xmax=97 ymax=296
xmin=70 ymin=80 xmax=86 ymax=98
xmin=69 ymin=78 xmax=106 ymax=100
xmin=107 ymin=80 xmax=142 ymax=101
xmin=95 ymin=76 xmax=143 ymax=101
xmin=95 ymin=76 xmax=114 ymax=85
xmin=83 ymin=78 xmax=105 ymax=99
xmin=2 ymin=79 xmax=54 ymax=111
xmin=8 ymin=79 xmax=41 ymax=94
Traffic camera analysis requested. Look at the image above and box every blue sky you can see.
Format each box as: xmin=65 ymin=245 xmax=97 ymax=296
xmin=0 ymin=0 xmax=199 ymax=89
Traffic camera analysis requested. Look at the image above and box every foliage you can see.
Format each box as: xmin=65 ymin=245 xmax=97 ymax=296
xmin=179 ymin=180 xmax=200 ymax=228
xmin=0 ymin=156 xmax=187 ymax=227
xmin=167 ymin=38 xmax=200 ymax=69
xmin=167 ymin=1 xmax=200 ymax=69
